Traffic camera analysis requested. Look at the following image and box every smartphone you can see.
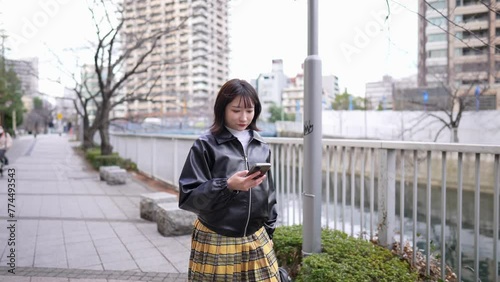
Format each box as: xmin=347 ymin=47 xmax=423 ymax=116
xmin=246 ymin=163 xmax=271 ymax=179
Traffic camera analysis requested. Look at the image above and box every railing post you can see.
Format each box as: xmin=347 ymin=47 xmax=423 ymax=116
xmin=378 ymin=148 xmax=396 ymax=247
xmin=173 ymin=138 xmax=178 ymax=185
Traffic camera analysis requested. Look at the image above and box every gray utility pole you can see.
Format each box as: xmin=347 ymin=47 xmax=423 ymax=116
xmin=302 ymin=0 xmax=323 ymax=255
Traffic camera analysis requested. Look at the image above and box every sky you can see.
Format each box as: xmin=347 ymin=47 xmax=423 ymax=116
xmin=0 ymin=0 xmax=418 ymax=98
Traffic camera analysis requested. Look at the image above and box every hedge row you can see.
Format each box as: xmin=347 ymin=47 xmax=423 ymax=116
xmin=273 ymin=225 xmax=420 ymax=282
xmin=84 ymin=147 xmax=137 ymax=171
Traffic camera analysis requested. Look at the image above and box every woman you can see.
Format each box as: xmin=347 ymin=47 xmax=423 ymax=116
xmin=0 ymin=126 xmax=13 ymax=176
xmin=179 ymin=79 xmax=280 ymax=281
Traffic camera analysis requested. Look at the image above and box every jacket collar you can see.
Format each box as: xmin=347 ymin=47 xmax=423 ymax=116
xmin=214 ymin=127 xmax=266 ymax=144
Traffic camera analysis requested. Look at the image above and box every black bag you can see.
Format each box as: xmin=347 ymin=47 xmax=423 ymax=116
xmin=278 ymin=267 xmax=291 ymax=282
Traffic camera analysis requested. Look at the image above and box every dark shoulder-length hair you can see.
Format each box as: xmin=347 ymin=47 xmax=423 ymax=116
xmin=210 ymin=78 xmax=261 ymax=135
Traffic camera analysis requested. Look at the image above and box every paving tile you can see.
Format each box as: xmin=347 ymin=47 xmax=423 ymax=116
xmin=31 ymin=278 xmax=70 ymax=282
xmin=124 ymin=240 xmax=154 ymax=251
xmin=138 ymin=259 xmax=178 ymax=273
xmin=0 ymin=276 xmax=31 ymax=282
xmin=128 ymin=247 xmax=163 ymax=260
xmin=95 ymin=245 xmax=128 ymax=257
xmin=65 ymin=241 xmax=97 ymax=256
xmin=70 ymin=264 xmax=103 ymax=271
xmin=0 ymin=136 xmax=190 ymax=280
xmin=93 ymin=238 xmax=123 ymax=249
xmin=102 ymin=260 xmax=139 ymax=271
xmin=68 ymin=279 xmax=107 ymax=282
xmin=64 ymin=234 xmax=93 ymax=245
xmin=67 ymin=254 xmax=102 ymax=268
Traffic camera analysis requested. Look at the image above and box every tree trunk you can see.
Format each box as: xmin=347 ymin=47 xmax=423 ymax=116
xmin=451 ymin=127 xmax=459 ymax=143
xmin=82 ymin=117 xmax=97 ymax=150
xmin=99 ymin=117 xmax=113 ymax=156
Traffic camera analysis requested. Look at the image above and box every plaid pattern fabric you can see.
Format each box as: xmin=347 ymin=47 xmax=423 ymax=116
xmin=188 ymin=219 xmax=281 ymax=282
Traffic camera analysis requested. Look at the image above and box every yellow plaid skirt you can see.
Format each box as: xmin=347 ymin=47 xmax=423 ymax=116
xmin=188 ymin=219 xmax=281 ymax=282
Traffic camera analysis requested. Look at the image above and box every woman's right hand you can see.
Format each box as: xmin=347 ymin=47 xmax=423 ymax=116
xmin=227 ymin=170 xmax=266 ymax=192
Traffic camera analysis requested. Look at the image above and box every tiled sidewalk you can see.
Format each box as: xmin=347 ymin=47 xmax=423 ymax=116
xmin=0 ymin=135 xmax=190 ymax=281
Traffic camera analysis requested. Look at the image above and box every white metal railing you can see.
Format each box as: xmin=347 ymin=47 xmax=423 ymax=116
xmin=110 ymin=132 xmax=500 ymax=282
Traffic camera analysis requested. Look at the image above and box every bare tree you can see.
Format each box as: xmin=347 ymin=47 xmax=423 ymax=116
xmin=73 ymin=78 xmax=100 ymax=149
xmin=388 ymin=0 xmax=498 ymax=143
xmin=394 ymin=71 xmax=492 ymax=143
xmin=416 ymin=84 xmax=488 ymax=142
xmin=80 ymin=0 xmax=190 ymax=154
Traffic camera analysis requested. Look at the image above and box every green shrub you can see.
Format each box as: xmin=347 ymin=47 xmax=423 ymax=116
xmin=90 ymin=155 xmax=121 ymax=169
xmin=118 ymin=158 xmax=137 ymax=171
xmin=273 ymin=225 xmax=303 ymax=277
xmin=273 ymin=225 xmax=419 ymax=282
xmin=83 ymin=147 xmax=137 ymax=171
xmin=85 ymin=147 xmax=102 ymax=163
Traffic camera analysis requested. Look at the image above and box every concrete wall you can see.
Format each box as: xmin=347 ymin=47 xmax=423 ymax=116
xmin=277 ymin=110 xmax=500 ymax=145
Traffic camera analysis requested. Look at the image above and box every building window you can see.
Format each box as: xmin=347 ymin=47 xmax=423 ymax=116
xmin=428 ymin=49 xmax=447 ymax=58
xmin=461 ymin=46 xmax=488 ymax=56
xmin=455 ymin=62 xmax=488 ymax=72
xmin=462 ymin=12 xmax=489 ymax=24
xmin=427 ymin=33 xmax=447 ymax=42
xmin=428 ymin=17 xmax=447 ymax=27
xmin=457 ymin=0 xmax=486 ymax=6
xmin=462 ymin=28 xmax=489 ymax=39
xmin=455 ymin=47 xmax=488 ymax=56
xmin=427 ymin=65 xmax=447 ymax=74
xmin=456 ymin=78 xmax=488 ymax=85
xmin=428 ymin=0 xmax=446 ymax=9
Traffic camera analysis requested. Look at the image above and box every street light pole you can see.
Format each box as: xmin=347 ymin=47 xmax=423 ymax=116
xmin=303 ymin=0 xmax=323 ymax=255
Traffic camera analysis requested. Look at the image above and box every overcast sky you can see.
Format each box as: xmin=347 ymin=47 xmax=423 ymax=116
xmin=0 ymin=0 xmax=418 ymax=97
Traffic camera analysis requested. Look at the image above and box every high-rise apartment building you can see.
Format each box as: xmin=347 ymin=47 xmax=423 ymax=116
xmin=418 ymin=0 xmax=499 ymax=109
xmin=5 ymin=57 xmax=39 ymax=98
xmin=6 ymin=57 xmax=39 ymax=113
xmin=122 ymin=0 xmax=229 ymax=119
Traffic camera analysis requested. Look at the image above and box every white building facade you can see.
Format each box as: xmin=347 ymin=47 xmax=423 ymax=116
xmin=282 ymin=72 xmax=340 ymax=119
xmin=122 ymin=0 xmax=230 ymax=119
xmin=254 ymin=59 xmax=289 ymax=121
xmin=6 ymin=57 xmax=39 ymax=112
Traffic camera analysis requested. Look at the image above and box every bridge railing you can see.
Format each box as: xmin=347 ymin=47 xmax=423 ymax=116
xmin=110 ymin=132 xmax=500 ymax=281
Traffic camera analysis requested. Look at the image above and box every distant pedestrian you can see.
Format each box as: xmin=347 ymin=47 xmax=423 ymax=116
xmin=0 ymin=126 xmax=13 ymax=170
xmin=179 ymin=79 xmax=281 ymax=281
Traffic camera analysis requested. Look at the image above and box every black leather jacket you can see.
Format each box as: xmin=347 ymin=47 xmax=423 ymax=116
xmin=178 ymin=128 xmax=278 ymax=239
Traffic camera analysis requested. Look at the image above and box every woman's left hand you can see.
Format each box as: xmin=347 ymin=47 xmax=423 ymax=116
xmin=227 ymin=170 xmax=266 ymax=192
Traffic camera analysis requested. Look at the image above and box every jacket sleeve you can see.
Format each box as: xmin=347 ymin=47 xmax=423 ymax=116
xmin=263 ymin=151 xmax=278 ymax=239
xmin=178 ymin=139 xmax=237 ymax=214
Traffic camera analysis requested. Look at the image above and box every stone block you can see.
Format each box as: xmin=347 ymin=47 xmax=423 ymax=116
xmin=140 ymin=192 xmax=178 ymax=221
xmin=99 ymin=165 xmax=121 ymax=181
xmin=105 ymin=168 xmax=128 ymax=185
xmin=156 ymin=202 xmax=197 ymax=236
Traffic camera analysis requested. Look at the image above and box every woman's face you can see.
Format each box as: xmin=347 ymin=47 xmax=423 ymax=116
xmin=224 ymin=96 xmax=255 ymax=131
